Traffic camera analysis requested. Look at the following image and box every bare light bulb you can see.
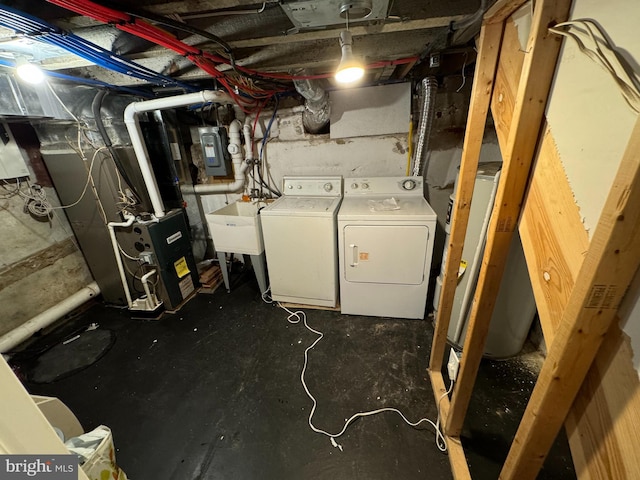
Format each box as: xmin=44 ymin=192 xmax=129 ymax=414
xmin=16 ymin=58 xmax=44 ymax=84
xmin=335 ymin=30 xmax=364 ymax=84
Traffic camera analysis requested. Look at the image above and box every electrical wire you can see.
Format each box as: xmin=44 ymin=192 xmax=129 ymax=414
xmin=0 ymin=178 xmax=22 ymax=198
xmin=46 ymin=0 xmax=422 ymax=108
xmin=92 ymin=90 xmax=144 ymax=208
xmin=48 ymin=0 xmax=269 ymax=111
xmin=51 ymin=147 xmax=107 ymax=214
xmin=456 ymin=51 xmax=468 ymax=93
xmin=264 ymin=291 xmax=453 ymax=453
xmin=257 ymin=96 xmax=281 ymax=197
xmin=549 ymin=19 xmax=640 ymax=114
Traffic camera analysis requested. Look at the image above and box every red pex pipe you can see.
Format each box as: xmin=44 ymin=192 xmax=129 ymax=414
xmin=49 ymin=0 xmax=283 ymax=111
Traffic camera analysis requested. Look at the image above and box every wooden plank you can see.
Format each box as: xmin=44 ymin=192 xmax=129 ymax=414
xmin=490 ymin=17 xmax=526 ymax=154
xmin=565 ymin=322 xmax=640 ymax=480
xmin=503 ymin=39 xmax=640 ymax=480
xmin=428 ymin=21 xmax=504 ymax=373
xmin=429 ymin=369 xmax=451 ymax=423
xmin=484 ymin=0 xmax=530 ymax=25
xmin=500 ymin=116 xmax=640 ymax=480
xmin=428 ymin=370 xmax=471 ymax=480
xmin=519 ymin=126 xmax=589 ymax=340
xmin=491 ymin=8 xmax=640 ymax=479
xmin=521 ymin=130 xmax=640 ymax=479
xmin=446 ymin=0 xmax=572 ymax=437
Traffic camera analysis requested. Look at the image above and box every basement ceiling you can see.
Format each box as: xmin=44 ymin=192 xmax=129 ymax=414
xmin=0 ymin=0 xmax=485 ymax=93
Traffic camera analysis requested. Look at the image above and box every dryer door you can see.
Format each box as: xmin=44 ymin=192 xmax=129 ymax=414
xmin=343 ymin=225 xmax=428 ymax=285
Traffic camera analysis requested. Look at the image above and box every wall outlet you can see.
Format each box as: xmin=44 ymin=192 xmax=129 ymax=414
xmin=447 ymin=348 xmax=461 ymax=382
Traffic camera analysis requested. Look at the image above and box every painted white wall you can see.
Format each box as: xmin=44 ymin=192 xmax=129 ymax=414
xmin=541 ymin=0 xmax=640 ymax=374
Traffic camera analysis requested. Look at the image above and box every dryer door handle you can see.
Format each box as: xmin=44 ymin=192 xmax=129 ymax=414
xmin=349 ymin=244 xmax=359 ymax=267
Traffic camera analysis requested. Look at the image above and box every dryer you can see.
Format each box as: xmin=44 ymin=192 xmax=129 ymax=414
xmin=338 ymin=177 xmax=437 ymax=319
xmin=261 ymin=176 xmax=343 ymax=307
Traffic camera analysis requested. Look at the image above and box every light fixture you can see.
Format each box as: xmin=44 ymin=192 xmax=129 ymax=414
xmin=335 ymin=30 xmax=364 ymax=84
xmin=15 ymin=57 xmax=45 ymax=84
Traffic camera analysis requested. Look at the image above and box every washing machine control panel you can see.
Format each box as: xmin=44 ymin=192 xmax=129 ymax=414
xmin=344 ymin=177 xmax=423 ymax=195
xmin=282 ymin=176 xmax=343 ymax=196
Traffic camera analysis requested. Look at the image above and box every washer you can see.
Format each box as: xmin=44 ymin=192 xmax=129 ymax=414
xmin=261 ymin=176 xmax=343 ymax=307
xmin=338 ymin=177 xmax=437 ymax=319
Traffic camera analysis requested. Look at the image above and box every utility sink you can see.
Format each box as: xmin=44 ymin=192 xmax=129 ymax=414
xmin=206 ymin=201 xmax=264 ymax=255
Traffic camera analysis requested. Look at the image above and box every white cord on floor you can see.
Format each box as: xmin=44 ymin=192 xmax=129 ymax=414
xmin=266 ymin=292 xmax=453 ymax=453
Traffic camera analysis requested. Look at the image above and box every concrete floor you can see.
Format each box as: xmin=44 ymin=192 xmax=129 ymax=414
xmin=11 ymin=271 xmax=575 ymax=479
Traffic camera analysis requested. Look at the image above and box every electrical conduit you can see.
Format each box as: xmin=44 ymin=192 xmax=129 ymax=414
xmin=0 ymin=282 xmax=100 ymax=353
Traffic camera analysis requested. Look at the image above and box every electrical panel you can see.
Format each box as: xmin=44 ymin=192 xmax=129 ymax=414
xmin=0 ymin=122 xmax=30 ymax=179
xmin=199 ymin=126 xmax=232 ymax=177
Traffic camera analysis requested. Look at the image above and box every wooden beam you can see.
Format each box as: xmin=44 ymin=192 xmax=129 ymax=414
xmin=228 ymin=16 xmax=466 ymax=49
xmin=445 ymin=0 xmax=572 ymax=437
xmin=428 ymin=20 xmax=504 ymax=373
xmin=519 ymin=126 xmax=589 ymax=340
xmin=428 ymin=370 xmax=471 ymax=480
xmin=500 ymin=115 xmax=640 ymax=479
xmin=484 ymin=0 xmax=530 ymax=24
xmin=490 ymin=17 xmax=526 ymax=153
xmin=565 ymin=321 xmax=640 ymax=480
xmin=495 ymin=20 xmax=640 ymax=476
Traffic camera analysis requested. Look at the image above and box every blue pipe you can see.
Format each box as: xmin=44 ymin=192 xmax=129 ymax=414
xmin=0 ymin=5 xmax=196 ymax=92
xmin=0 ymin=57 xmax=152 ymax=97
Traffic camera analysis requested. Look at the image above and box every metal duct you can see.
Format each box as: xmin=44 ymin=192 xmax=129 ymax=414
xmin=293 ymin=74 xmax=330 ymax=134
xmin=0 ymin=72 xmax=70 ymax=120
xmin=412 ymin=76 xmax=438 ymax=178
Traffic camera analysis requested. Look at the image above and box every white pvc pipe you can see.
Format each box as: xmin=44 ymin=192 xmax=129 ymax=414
xmin=107 ymin=215 xmax=136 ymax=308
xmin=0 ymin=282 xmax=100 ymax=353
xmin=190 ymin=119 xmax=252 ymax=194
xmin=140 ymin=269 xmax=159 ymax=310
xmin=124 ymin=90 xmax=234 ymax=217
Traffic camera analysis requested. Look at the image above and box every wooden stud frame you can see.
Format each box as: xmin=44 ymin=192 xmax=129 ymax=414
xmin=427 ymin=19 xmax=504 ymax=480
xmin=429 ymin=0 xmax=640 ymax=479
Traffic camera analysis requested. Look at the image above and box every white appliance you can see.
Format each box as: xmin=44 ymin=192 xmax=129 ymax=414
xmin=261 ymin=176 xmax=343 ymax=307
xmin=338 ymin=177 xmax=437 ymax=319
xmin=433 ymin=163 xmax=537 ymax=358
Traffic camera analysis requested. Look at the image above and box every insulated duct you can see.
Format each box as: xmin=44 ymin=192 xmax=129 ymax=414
xmin=293 ymin=75 xmax=330 ymax=134
xmin=412 ymin=76 xmax=438 ymax=178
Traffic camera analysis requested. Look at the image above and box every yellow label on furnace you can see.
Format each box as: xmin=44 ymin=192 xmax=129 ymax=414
xmin=174 ymin=257 xmax=190 ymax=279
xmin=359 ymin=252 xmax=369 ymax=261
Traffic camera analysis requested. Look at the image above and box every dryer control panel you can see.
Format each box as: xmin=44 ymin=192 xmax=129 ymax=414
xmin=282 ymin=176 xmax=343 ymax=197
xmin=344 ymin=177 xmax=424 ymax=196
